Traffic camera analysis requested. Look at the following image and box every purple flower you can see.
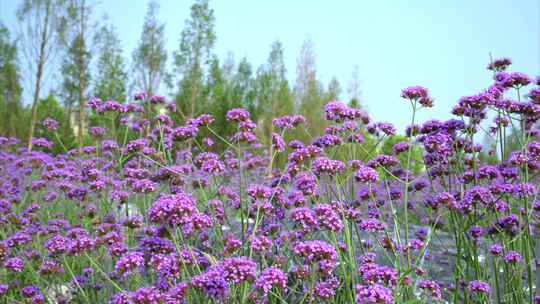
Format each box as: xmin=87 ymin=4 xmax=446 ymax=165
xmin=0 ymin=284 xmax=8 ymax=295
xmin=132 ymin=179 xmax=157 ymax=193
xmin=293 ymin=240 xmax=337 ymax=274
xmin=273 ymin=115 xmax=306 ymax=129
xmin=31 ymin=137 xmax=53 ymax=149
xmin=490 ymin=243 xmax=503 ymax=256
xmin=313 ymin=134 xmax=342 ymax=148
xmin=272 ymin=133 xmax=286 ymax=152
xmin=250 ymin=235 xmax=272 ymax=252
xmin=487 ymin=57 xmax=512 ymax=71
xmin=149 ymin=95 xmax=166 ymax=104
xmin=358 ymin=263 xmax=398 ymax=286
xmin=148 ymin=193 xmax=197 ymax=225
xmin=39 ymin=260 xmax=64 ymax=275
xmin=418 ymin=279 xmax=442 ymax=299
xmin=355 ymin=283 xmax=393 ymax=304
xmin=219 ymin=257 xmax=257 ymax=284
xmin=109 ymin=292 xmax=131 ymax=304
xmin=314 ymin=277 xmax=339 ymax=299
xmin=89 ymin=127 xmax=106 ymax=137
xmin=125 ymin=138 xmax=148 ymax=153
xmin=504 ymin=250 xmax=522 ymax=264
xmin=172 ymin=125 xmax=198 ymax=141
xmin=291 ymin=207 xmax=318 ymax=232
xmin=401 ymin=85 xmax=428 ymax=100
xmin=191 ymin=267 xmax=229 ymax=299
xmin=44 ymin=235 xmax=70 ymax=255
xmin=134 ymin=92 xmax=147 ymax=100
xmin=42 ymin=118 xmax=59 ymax=131
xmin=468 ymin=280 xmax=491 ymax=294
xmin=314 ymin=204 xmax=343 ymax=232
xmin=21 ymin=285 xmax=39 ymax=298
xmin=115 ymin=251 xmax=145 ymax=276
xmin=130 ymin=286 xmax=164 ymax=303
xmin=392 ymin=141 xmax=409 ymax=155
xmin=496 ymin=71 xmax=532 ymax=88
xmin=359 ymin=219 xmax=385 ymax=233
xmin=312 ymin=157 xmax=345 ymax=176
xmin=255 ymin=266 xmax=287 ymax=296
xmin=201 ymin=158 xmax=225 ymax=174
xmin=354 ymin=166 xmax=379 ymax=183
xmin=468 ymin=226 xmax=484 ymax=240
xmin=4 ymin=257 xmax=24 ymax=272
xmin=294 ymin=172 xmax=318 ymax=196
xmin=226 ymin=108 xmax=250 ymax=122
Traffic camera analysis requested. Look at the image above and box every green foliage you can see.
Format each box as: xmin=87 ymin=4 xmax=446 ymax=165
xmin=203 ymin=55 xmax=258 ymax=150
xmin=60 ymin=33 xmax=92 ymax=110
xmin=326 ymin=77 xmax=342 ymax=101
xmin=88 ymin=22 xmax=128 ymax=143
xmin=295 ymin=39 xmax=327 ymax=141
xmin=93 ymin=22 xmax=127 ymax=103
xmin=0 ymin=24 xmax=24 ymax=139
xmin=32 ymin=94 xmax=76 ymax=153
xmin=174 ymin=0 xmax=216 ymax=119
xmin=349 ymin=97 xmax=360 ymax=109
xmin=254 ymin=41 xmax=294 ymax=144
xmin=132 ymin=0 xmax=168 ymax=96
xmin=381 ymin=135 xmax=424 ymax=174
xmin=6 ymin=0 xmax=377 ymax=158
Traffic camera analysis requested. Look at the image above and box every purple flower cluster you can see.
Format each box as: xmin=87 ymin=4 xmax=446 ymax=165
xmin=1 ymin=57 xmax=539 ymax=303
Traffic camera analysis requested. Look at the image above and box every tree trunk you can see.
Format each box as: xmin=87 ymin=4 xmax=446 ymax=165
xmin=26 ymin=4 xmax=51 ymax=151
xmin=77 ymin=1 xmax=86 ymax=150
xmin=27 ymin=67 xmax=43 ymax=151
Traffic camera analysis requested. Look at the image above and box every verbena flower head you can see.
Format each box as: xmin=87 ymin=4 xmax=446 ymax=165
xmin=401 ymin=85 xmax=428 ymax=100
xmin=354 ymin=166 xmax=379 ymax=183
xmin=255 ymin=266 xmax=287 ymax=296
xmin=226 ymin=108 xmax=250 ymax=122
xmin=312 ymin=157 xmax=345 ymax=176
xmin=495 ymin=71 xmax=532 ymax=88
xmin=487 ymin=57 xmax=512 ymax=71
xmin=273 ymin=115 xmax=306 ymax=129
xmin=355 ymin=283 xmax=393 ymax=304
xmin=115 ymin=251 xmax=145 ymax=277
xmin=42 ymin=118 xmax=59 ymax=131
xmin=191 ymin=267 xmax=229 ymax=299
xmin=504 ymin=250 xmax=522 ymax=264
xmin=293 ymin=240 xmax=337 ymax=274
xmin=218 ymin=257 xmax=257 ymax=284
xmin=468 ymin=280 xmax=491 ymax=294
xmin=418 ymin=279 xmax=442 ymax=299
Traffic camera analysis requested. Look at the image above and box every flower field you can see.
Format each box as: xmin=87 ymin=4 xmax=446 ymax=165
xmin=1 ymin=58 xmax=540 ymax=303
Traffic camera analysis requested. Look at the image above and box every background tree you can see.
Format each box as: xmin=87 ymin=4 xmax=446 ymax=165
xmin=0 ymin=24 xmax=23 ymax=138
xmin=17 ymin=0 xmax=66 ymax=150
xmin=326 ymin=77 xmax=342 ymax=101
xmin=295 ymin=39 xmax=326 ymax=140
xmin=33 ymin=93 xmax=76 ymax=153
xmin=348 ymin=65 xmax=362 ymax=108
xmin=89 ymin=20 xmax=128 ymax=141
xmin=205 ymin=56 xmax=232 ymax=145
xmin=60 ymin=0 xmax=93 ymax=149
xmin=255 ymin=41 xmax=294 ymax=172
xmin=206 ymin=55 xmax=256 ymax=148
xmin=132 ymin=0 xmax=167 ymax=97
xmin=93 ymin=20 xmax=127 ymax=103
xmin=381 ymin=134 xmax=424 ymax=174
xmin=173 ymin=0 xmax=216 ymax=120
xmin=233 ymin=57 xmax=257 ymax=115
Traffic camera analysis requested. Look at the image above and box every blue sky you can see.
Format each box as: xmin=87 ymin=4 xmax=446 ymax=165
xmin=1 ymin=0 xmax=539 ymax=130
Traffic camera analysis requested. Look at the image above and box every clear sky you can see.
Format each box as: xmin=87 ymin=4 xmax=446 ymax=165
xmin=1 ymin=0 xmax=539 ymax=130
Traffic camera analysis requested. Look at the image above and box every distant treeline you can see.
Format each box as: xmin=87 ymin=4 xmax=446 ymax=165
xmin=0 ymin=0 xmax=371 ymax=152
